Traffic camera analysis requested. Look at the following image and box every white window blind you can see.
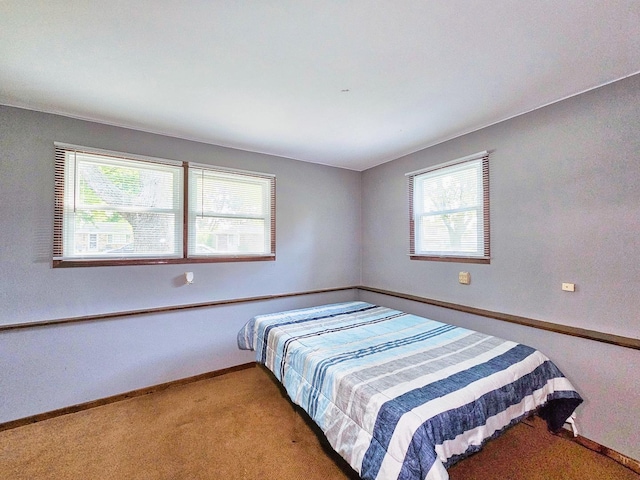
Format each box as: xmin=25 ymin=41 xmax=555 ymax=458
xmin=54 ymin=144 xmax=183 ymax=260
xmin=53 ymin=143 xmax=276 ymax=266
xmin=407 ymin=151 xmax=490 ymax=262
xmin=188 ymin=165 xmax=275 ymax=257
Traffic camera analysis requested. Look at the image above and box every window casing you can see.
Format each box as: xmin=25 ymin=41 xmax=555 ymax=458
xmin=407 ymin=151 xmax=490 ymax=263
xmin=53 ymin=143 xmax=275 ymax=267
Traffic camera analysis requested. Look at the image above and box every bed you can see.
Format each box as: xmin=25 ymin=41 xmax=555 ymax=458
xmin=237 ymin=301 xmax=583 ymax=480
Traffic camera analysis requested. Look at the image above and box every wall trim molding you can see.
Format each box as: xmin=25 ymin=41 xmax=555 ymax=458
xmin=2 ymin=285 xmax=638 ymax=351
xmin=0 ymin=286 xmax=357 ymax=332
xmin=359 ymin=286 xmax=640 ymax=351
xmin=0 ymin=362 xmax=256 ymax=433
xmin=554 ymin=428 xmax=640 ymax=475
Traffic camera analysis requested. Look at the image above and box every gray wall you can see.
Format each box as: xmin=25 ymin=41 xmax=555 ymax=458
xmin=0 ymin=106 xmax=361 ymax=422
xmin=2 ymin=74 xmax=640 ymax=462
xmin=361 ymin=74 xmax=640 ymax=460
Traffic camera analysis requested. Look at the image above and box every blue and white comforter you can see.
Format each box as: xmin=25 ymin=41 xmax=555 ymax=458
xmin=238 ymin=302 xmax=583 ymax=480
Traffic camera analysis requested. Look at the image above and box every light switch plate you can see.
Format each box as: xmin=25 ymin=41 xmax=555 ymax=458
xmin=562 ymin=282 xmax=575 ymax=292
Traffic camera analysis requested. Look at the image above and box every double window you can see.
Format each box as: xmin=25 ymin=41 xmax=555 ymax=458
xmin=407 ymin=151 xmax=490 ymax=263
xmin=53 ymin=143 xmax=275 ymax=267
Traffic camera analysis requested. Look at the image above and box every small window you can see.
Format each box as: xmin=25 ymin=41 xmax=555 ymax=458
xmin=407 ymin=151 xmax=490 ymax=263
xmin=53 ymin=143 xmax=275 ymax=267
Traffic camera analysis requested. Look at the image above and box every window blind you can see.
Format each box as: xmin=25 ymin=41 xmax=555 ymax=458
xmin=53 ymin=143 xmax=276 ymax=266
xmin=54 ymin=144 xmax=183 ymax=260
xmin=187 ymin=164 xmax=275 ymax=257
xmin=407 ymin=151 xmax=490 ymax=262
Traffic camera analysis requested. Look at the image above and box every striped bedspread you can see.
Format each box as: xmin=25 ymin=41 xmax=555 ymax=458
xmin=238 ymin=302 xmax=583 ymax=480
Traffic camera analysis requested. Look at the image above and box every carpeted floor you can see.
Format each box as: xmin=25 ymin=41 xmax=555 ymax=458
xmin=0 ymin=365 xmax=637 ymax=480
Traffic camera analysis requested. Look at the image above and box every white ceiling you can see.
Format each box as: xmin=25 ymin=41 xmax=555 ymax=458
xmin=1 ymin=1 xmax=639 ymax=171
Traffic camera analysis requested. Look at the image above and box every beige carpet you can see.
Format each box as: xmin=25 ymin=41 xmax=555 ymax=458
xmin=0 ymin=365 xmax=637 ymax=480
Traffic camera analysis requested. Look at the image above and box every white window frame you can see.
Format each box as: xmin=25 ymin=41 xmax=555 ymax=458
xmin=407 ymin=151 xmax=490 ymax=263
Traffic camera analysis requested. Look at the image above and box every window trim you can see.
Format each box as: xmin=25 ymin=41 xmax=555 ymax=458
xmin=53 ymin=143 xmax=276 ymax=268
xmin=407 ymin=151 xmax=490 ymax=264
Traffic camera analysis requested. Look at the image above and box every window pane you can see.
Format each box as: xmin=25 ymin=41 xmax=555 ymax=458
xmin=194 ymin=217 xmax=267 ymax=254
xmin=71 ymin=210 xmax=177 ymax=256
xmin=198 ymin=175 xmax=265 ymax=216
xmin=418 ymin=210 xmax=479 ymax=254
xmin=77 ymin=155 xmax=178 ymax=210
xmin=188 ymin=167 xmax=273 ymax=257
xmin=409 ymin=154 xmax=489 ymax=260
xmin=420 ymin=165 xmax=479 ymax=214
xmin=61 ymin=150 xmax=183 ymax=259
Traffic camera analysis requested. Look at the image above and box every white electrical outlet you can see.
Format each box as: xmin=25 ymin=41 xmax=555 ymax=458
xmin=561 ymin=282 xmax=575 ymax=292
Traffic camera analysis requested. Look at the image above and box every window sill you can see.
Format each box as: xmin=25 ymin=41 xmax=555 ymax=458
xmin=409 ymin=255 xmax=490 ymax=264
xmin=52 ymin=255 xmax=276 ymax=268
